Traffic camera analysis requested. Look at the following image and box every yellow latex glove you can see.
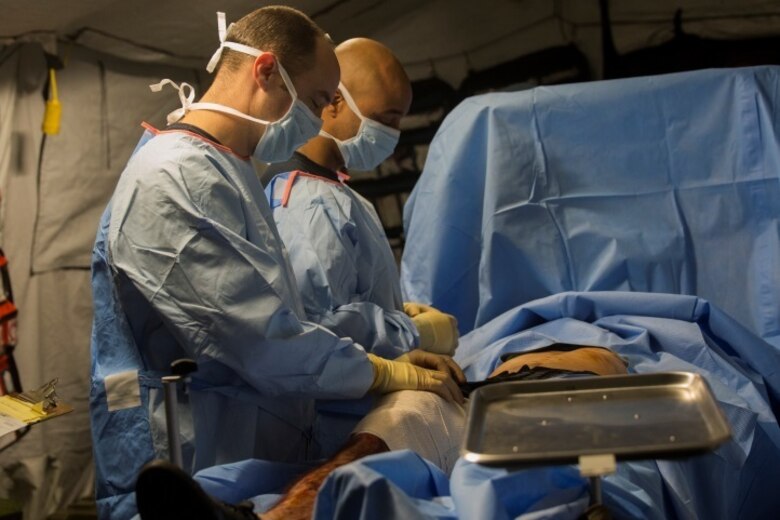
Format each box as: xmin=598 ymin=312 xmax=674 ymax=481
xmin=403 ymin=302 xmax=437 ymax=317
xmin=404 ymin=304 xmax=459 ymax=355
xmin=367 ymin=354 xmax=463 ymax=403
xmin=396 ymin=349 xmax=466 ymax=386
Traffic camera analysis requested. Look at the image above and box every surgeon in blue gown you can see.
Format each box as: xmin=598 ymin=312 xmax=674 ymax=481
xmin=264 ymin=38 xmax=459 ymax=359
xmin=263 ymin=39 xmax=461 ymax=457
xmin=89 ymin=8 xmax=464 ymax=520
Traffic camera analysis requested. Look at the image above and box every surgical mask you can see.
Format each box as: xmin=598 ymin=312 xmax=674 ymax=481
xmin=319 ymin=83 xmax=401 ymax=171
xmin=150 ymin=12 xmax=323 ymax=163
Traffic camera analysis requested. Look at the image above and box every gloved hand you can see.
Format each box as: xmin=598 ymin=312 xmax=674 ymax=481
xmin=403 ymin=302 xmax=459 ymax=355
xmin=396 ymin=349 xmax=466 ymax=386
xmin=403 ymin=302 xmax=438 ymax=317
xmin=367 ymin=353 xmax=464 ymax=404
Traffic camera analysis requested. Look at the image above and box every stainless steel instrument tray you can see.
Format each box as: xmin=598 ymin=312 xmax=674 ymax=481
xmin=462 ymin=372 xmax=731 ymax=467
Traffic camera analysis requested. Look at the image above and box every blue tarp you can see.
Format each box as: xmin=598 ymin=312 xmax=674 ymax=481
xmin=195 ymin=292 xmax=780 ymax=519
xmin=401 ymin=67 xmax=780 ymax=348
xmin=449 ymin=292 xmax=780 ymax=520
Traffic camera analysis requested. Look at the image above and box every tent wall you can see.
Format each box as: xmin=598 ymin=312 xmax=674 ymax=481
xmin=344 ymin=0 xmax=780 ymax=86
xmin=0 ymin=42 xmax=204 ymax=517
xmin=32 ymin=47 xmax=205 ymax=271
xmin=1 ymin=45 xmax=90 ymax=519
xmin=4 ymin=1 xmax=780 ymax=86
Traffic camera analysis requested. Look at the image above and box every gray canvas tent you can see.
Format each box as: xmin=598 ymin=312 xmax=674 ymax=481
xmin=1 ymin=1 xmax=778 ymax=517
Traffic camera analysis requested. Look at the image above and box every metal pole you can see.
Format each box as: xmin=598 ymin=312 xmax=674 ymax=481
xmin=589 ymin=476 xmax=603 ymax=506
xmin=162 ymin=375 xmax=182 ymax=468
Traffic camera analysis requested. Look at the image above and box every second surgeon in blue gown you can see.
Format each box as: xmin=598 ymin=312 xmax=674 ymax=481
xmin=265 ymin=38 xmax=459 ymax=359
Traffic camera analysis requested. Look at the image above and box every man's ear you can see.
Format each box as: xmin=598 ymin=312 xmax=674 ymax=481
xmin=252 ymin=52 xmax=278 ymax=89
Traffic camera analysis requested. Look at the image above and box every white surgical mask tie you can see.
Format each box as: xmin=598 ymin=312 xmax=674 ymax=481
xmin=149 ymin=12 xmax=323 ymax=163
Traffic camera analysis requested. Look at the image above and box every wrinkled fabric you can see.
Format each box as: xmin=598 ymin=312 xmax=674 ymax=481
xmin=267 ymin=172 xmax=418 ymax=359
xmin=450 ymin=463 xmax=590 ymax=520
xmin=449 ymin=292 xmax=780 ymax=520
xmin=401 ymin=66 xmax=780 ymax=349
xmin=313 ymin=450 xmax=456 ymax=520
xmin=194 ymin=459 xmax=315 ymax=505
xmin=191 ymin=450 xmax=457 ymax=518
xmin=193 ymin=292 xmax=780 ymax=519
xmin=90 ymin=128 xmax=374 ymax=519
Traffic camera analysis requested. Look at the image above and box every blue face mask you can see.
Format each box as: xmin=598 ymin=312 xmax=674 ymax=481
xmin=238 ymin=61 xmax=323 ymax=163
xmin=151 ymin=12 xmax=323 ymax=163
xmin=319 ymin=83 xmax=401 ymax=171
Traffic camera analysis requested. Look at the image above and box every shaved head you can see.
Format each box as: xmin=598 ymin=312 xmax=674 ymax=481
xmin=297 ymin=37 xmax=411 ymax=171
xmin=336 ymin=38 xmax=411 ymax=106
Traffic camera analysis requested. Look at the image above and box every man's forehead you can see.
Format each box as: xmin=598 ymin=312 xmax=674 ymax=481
xmin=367 ymin=80 xmax=412 ymax=114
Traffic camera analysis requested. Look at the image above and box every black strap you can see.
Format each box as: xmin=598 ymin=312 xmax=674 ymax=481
xmin=459 ymin=365 xmax=598 ymax=398
xmin=167 ymin=123 xmax=223 ymax=146
xmin=262 ymin=152 xmax=340 ymax=183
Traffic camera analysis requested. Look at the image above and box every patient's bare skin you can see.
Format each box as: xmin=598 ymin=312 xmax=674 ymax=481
xmin=260 ymin=433 xmax=388 ymax=520
xmin=488 ymin=347 xmax=628 ymax=378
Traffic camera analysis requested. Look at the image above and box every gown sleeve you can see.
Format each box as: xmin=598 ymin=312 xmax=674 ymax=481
xmin=108 ymin=155 xmax=374 ymax=399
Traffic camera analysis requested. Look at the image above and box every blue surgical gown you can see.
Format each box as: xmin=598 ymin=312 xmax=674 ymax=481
xmin=266 ymin=170 xmax=418 ymax=359
xmin=89 ymin=128 xmax=374 ymax=519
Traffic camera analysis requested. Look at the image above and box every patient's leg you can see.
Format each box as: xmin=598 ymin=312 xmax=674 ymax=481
xmin=137 ymin=400 xmax=450 ymax=520
xmin=353 ymin=390 xmax=467 ymax=475
xmin=263 ymin=391 xmax=465 ymax=519
xmin=261 ymin=433 xmax=388 ymax=520
xmin=136 ymin=434 xmax=388 ymax=520
xmin=263 ymin=349 xmax=625 ymax=518
xmin=264 ymin=390 xmax=466 ymax=517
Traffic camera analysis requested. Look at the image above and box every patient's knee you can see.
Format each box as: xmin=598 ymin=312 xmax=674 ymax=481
xmin=353 ymin=390 xmax=466 ymax=475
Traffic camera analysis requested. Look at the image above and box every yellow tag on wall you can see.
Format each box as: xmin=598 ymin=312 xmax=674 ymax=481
xmin=42 ymin=68 xmax=61 ymax=135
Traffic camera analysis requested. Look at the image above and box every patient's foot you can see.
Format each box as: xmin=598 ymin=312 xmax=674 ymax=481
xmin=136 ymin=460 xmax=258 ymax=520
